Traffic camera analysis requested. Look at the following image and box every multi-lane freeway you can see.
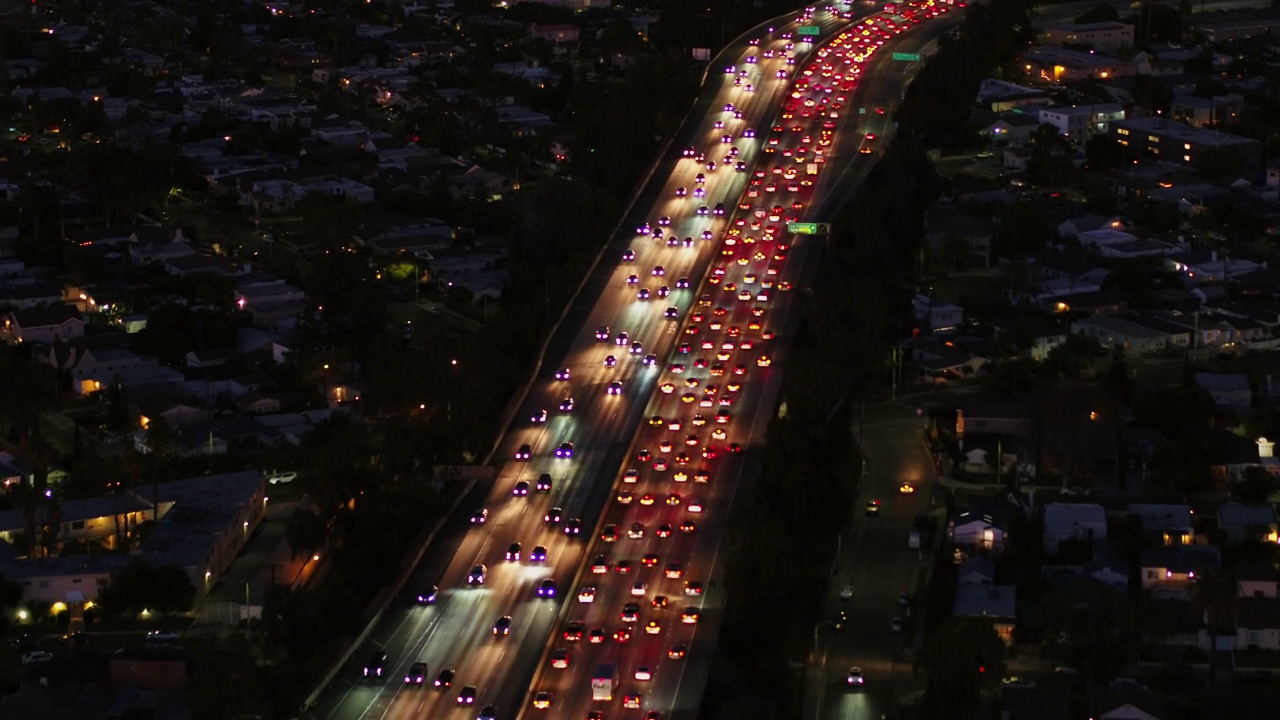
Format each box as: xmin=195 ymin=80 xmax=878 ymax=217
xmin=307 ymin=4 xmax=960 ymax=720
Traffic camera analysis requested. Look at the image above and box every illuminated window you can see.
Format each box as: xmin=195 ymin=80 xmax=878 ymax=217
xmin=1184 ymin=155 xmax=1191 ymax=162
xmin=1183 ymin=143 xmax=1191 ymax=150
xmin=1147 ymin=135 xmax=1160 ymax=143
xmin=1117 ymin=128 xmax=1129 ymax=136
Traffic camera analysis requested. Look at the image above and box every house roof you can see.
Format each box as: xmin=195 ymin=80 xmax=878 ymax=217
xmin=7 ymin=306 xmax=83 ymax=329
xmin=1087 ymin=686 xmax=1167 ymax=720
xmin=953 ymin=583 xmax=1016 ymax=620
xmin=1236 ymin=563 xmax=1280 ymax=584
xmin=1044 ymin=502 xmax=1107 ymax=531
xmin=1219 ymin=503 xmax=1276 ymax=528
xmin=1127 ymin=503 xmax=1193 ymax=531
xmin=958 ymin=555 xmax=995 ymax=580
xmin=1140 ymin=547 xmax=1221 ymax=574
xmin=1194 ymin=372 xmax=1250 ymax=393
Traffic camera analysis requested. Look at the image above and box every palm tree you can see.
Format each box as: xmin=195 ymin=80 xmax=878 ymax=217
xmin=1189 ymin=568 xmax=1239 ymax=684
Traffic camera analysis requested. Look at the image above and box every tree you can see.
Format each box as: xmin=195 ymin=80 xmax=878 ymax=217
xmin=1234 ymin=467 xmax=1279 ymax=505
xmin=917 ymin=617 xmax=1006 ymax=718
xmin=1039 ymin=577 xmax=1137 ymax=681
xmin=152 ymin=563 xmax=197 ymax=616
xmin=1189 ymin=568 xmax=1238 ymax=685
xmin=992 ymin=201 xmax=1054 ymax=258
xmin=285 ymin=506 xmax=326 ymax=562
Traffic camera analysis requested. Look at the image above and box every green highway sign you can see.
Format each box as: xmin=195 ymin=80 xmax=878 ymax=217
xmin=891 ymin=52 xmax=921 ymax=62
xmin=787 ymin=222 xmax=820 ymax=235
xmin=798 ymin=25 xmax=821 ymax=36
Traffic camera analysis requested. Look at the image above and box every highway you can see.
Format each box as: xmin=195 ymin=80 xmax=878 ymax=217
xmin=305 ymin=3 xmax=961 ymax=720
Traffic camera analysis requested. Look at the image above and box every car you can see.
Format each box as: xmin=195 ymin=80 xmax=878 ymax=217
xmin=682 ymin=607 xmax=700 ymax=624
xmin=505 ymin=542 xmax=522 ymax=562
xmin=417 ymin=585 xmax=438 ymax=605
xmin=588 ymin=627 xmax=607 ymax=643
xmin=668 ymin=645 xmax=687 ymax=660
xmin=627 ymin=274 xmax=640 ymax=285
xmin=434 ymin=667 xmax=455 ymax=688
xmin=623 ymin=693 xmax=642 ymax=709
xmin=657 ymin=524 xmax=673 ymax=537
xmin=551 ymin=648 xmax=571 ymax=669
xmin=664 ymin=307 xmax=679 ymax=319
xmin=621 ymin=602 xmax=641 ymax=622
xmin=596 ymin=326 xmax=611 ymax=340
xmin=267 ymin=471 xmax=297 ymax=485
xmin=512 ymin=480 xmax=529 ymax=496
xmin=839 ymin=585 xmax=854 ymax=600
xmin=628 ymin=523 xmax=645 ymax=539
xmin=685 ymin=580 xmax=703 ymax=596
xmin=530 ymin=408 xmax=547 ymax=423
xmin=493 ymin=615 xmax=512 ymax=636
xmin=608 ymin=381 xmax=624 ymax=395
xmin=363 ymin=650 xmax=387 ymax=677
xmin=616 ymin=491 xmax=635 ymax=505
xmin=533 ymin=691 xmax=553 ymax=709
xmin=652 ymin=265 xmax=665 ymax=277
xmin=629 ymin=341 xmax=644 ymax=355
xmin=613 ymin=626 xmax=633 ymax=643
xmin=563 ymin=518 xmax=582 ymax=536
xmin=21 ymin=650 xmax=52 ymax=665
xmin=544 ymin=507 xmax=563 ymax=526
xmin=756 ymin=355 xmax=772 ymax=367
xmin=643 ymin=353 xmax=658 ymax=366
xmin=592 ymin=555 xmax=611 ymax=573
xmin=890 ymin=617 xmax=905 ymax=632
xmin=578 ymin=587 xmax=596 ymax=603
xmin=146 ymin=629 xmax=182 ymax=643
xmin=665 ymin=562 xmax=683 ymax=578
xmin=470 ymin=508 xmax=488 ymax=525
xmin=652 ymin=595 xmax=669 ymax=609
xmin=601 ymin=524 xmax=619 ymax=542
xmin=676 ymin=276 xmax=691 ymax=289
xmin=457 ymin=686 xmax=477 ymax=704
xmin=631 ymin=581 xmax=647 ymax=596
xmin=637 ymin=287 xmax=651 ymax=300
xmin=555 ymin=441 xmax=574 ymax=458
xmin=614 ymin=331 xmax=630 ymax=346
xmin=405 ymin=661 xmax=428 ymax=685
xmin=530 ymin=545 xmax=548 ymax=563
xmin=558 ymin=396 xmax=575 ymax=412
xmin=899 ymin=482 xmax=915 ymax=494
xmin=642 ymin=553 xmax=660 ymax=567
xmin=616 ymin=560 xmax=634 ymax=574
xmin=563 ymin=620 xmax=584 ymax=641
xmin=680 ymin=520 xmax=697 ymax=533
xmin=865 ymin=499 xmax=880 ymax=516
xmin=687 ymin=498 xmax=704 ymax=513
xmin=554 ymin=368 xmax=571 ymax=380
xmin=635 ymin=665 xmax=654 ymax=681
xmin=1002 ymin=676 xmax=1036 ymax=689
xmin=468 ymin=564 xmax=487 ymax=585
xmin=537 ymin=578 xmax=558 ymax=598
xmin=536 ymin=473 xmax=552 ymax=492
xmin=846 ymin=667 xmax=865 ymax=686
xmin=515 ymin=444 xmax=532 ymax=460
xmin=834 ymin=610 xmax=848 ymax=631
xmin=477 ymin=706 xmax=498 ymax=720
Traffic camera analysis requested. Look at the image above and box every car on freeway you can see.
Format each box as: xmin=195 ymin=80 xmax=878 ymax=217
xmin=530 ymin=408 xmax=547 ymax=423
xmin=865 ymin=499 xmax=880 ymax=516
xmin=512 ymin=480 xmax=529 ymax=496
xmin=434 ymin=667 xmax=455 ymax=689
xmin=417 ymin=585 xmax=438 ymax=605
xmin=551 ymin=648 xmax=571 ymax=669
xmin=555 ymin=441 xmax=574 ymax=458
xmin=558 ymin=396 xmax=575 ymax=412
xmin=492 ymin=615 xmax=512 ymax=636
xmin=536 ymin=473 xmax=552 ymax=492
xmin=847 ymin=667 xmax=865 ymax=686
xmin=505 ymin=542 xmax=521 ymax=562
xmin=467 ymin=564 xmax=487 ymax=585
xmin=478 ymin=706 xmax=498 ymax=720
xmin=405 ymin=661 xmax=427 ymax=685
xmin=564 ymin=518 xmax=582 ymax=536
xmin=470 ymin=508 xmax=488 ymax=525
xmin=578 ymin=587 xmax=596 ymax=603
xmin=554 ymin=368 xmax=571 ymax=380
xmin=608 ymin=381 xmax=624 ymax=395
xmin=530 ymin=545 xmax=548 ymax=563
xmin=457 ymin=685 xmax=477 ymax=704
xmin=533 ymin=690 xmax=553 ymax=709
xmin=363 ymin=650 xmax=387 ymax=677
xmin=544 ymin=507 xmax=563 ymax=526
xmin=538 ymin=579 xmax=558 ymax=597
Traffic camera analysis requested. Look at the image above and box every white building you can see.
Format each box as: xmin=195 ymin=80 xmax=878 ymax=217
xmin=1038 ymin=103 xmax=1126 ymax=143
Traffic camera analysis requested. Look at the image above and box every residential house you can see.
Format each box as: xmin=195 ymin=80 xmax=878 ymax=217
xmin=0 ymin=493 xmax=155 ymax=553
xmin=1236 ymin=596 xmax=1280 ymax=651
xmin=1112 ymin=116 xmax=1261 ymax=169
xmin=185 ymin=349 xmax=236 ymax=369
xmin=529 ymin=23 xmax=580 ymax=45
xmin=0 ymin=280 xmax=66 ymax=309
xmin=71 ymin=347 xmax=149 ymax=396
xmin=1237 ymin=563 xmax=1279 ymax=598
xmin=922 ymin=204 xmax=995 ymax=268
xmin=1038 ymin=103 xmax=1126 ymax=143
xmin=1086 ymin=686 xmax=1168 ymax=720
xmin=949 ymin=508 xmax=1007 ymax=552
xmin=1167 ymin=249 xmax=1263 ymax=285
xmin=954 ymin=583 xmax=1017 ymax=644
xmin=1193 ymin=372 xmax=1252 ymax=413
xmin=1043 ymin=21 xmax=1135 ymax=52
xmin=905 ymin=336 xmax=985 ymax=384
xmin=1070 ymin=314 xmax=1171 ymax=356
xmin=1140 ymin=547 xmax=1221 ymax=595
xmin=1127 ymin=503 xmax=1194 ymax=546
xmin=1 ymin=307 xmax=86 ymax=345
xmin=1218 ymin=503 xmax=1278 ymax=544
xmin=131 ymin=387 xmax=206 ymax=429
xmin=956 ymin=397 xmax=1030 ymax=442
xmin=980 ymin=109 xmax=1042 ymax=147
xmin=958 ymin=556 xmax=995 ymax=585
xmin=1085 ymin=555 xmax=1132 ymax=592
xmin=913 ymin=294 xmax=964 ymax=335
xmin=1043 ymin=503 xmax=1108 ymax=554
